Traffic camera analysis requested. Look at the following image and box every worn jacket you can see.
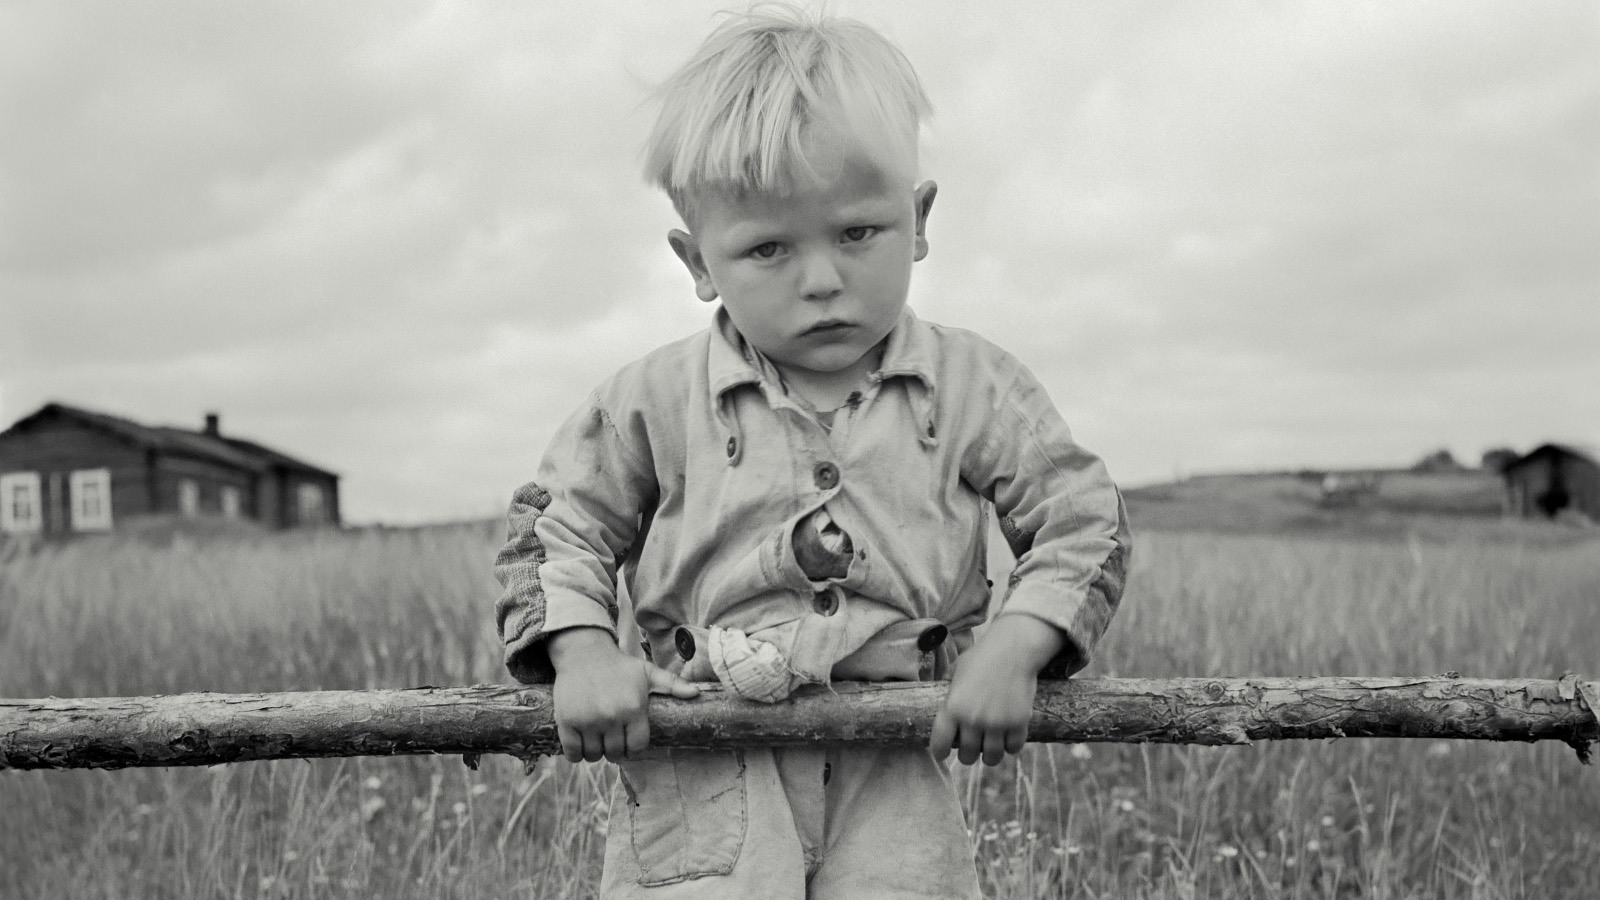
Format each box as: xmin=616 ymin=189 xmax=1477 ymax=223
xmin=494 ymin=307 xmax=1130 ymax=684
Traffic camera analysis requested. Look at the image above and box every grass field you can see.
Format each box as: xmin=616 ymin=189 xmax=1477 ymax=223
xmin=2 ymin=514 xmax=1598 ymax=898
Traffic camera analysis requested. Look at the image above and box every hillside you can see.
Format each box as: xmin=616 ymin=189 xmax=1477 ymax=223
xmin=1121 ymin=468 xmax=1553 ymax=540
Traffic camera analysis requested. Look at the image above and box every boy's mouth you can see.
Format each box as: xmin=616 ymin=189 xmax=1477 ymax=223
xmin=804 ymin=319 xmax=854 ymax=335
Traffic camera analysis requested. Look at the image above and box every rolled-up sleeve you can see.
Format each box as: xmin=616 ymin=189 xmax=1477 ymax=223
xmin=493 ymin=392 xmax=658 ymax=683
xmin=961 ymin=362 xmax=1131 ymax=676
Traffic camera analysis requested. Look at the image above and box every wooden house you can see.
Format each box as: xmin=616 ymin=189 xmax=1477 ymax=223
xmin=1498 ymin=443 xmax=1600 ymax=522
xmin=0 ymin=402 xmax=340 ymax=536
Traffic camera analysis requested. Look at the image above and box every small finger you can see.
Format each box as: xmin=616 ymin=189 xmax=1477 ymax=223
xmin=957 ymin=727 xmax=984 ymax=766
xmin=1004 ymin=726 xmax=1026 ymax=756
xmin=928 ymin=711 xmax=956 ymax=760
xmin=624 ymin=718 xmax=651 ymax=758
xmin=581 ymin=728 xmax=605 ymax=763
xmin=601 ymin=726 xmax=628 ymax=764
xmin=557 ymin=724 xmax=584 ymax=764
xmin=647 ymin=666 xmax=701 ymax=698
xmin=982 ymin=730 xmax=1007 ymax=767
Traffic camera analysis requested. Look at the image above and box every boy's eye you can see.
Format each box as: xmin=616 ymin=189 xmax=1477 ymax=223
xmin=842 ymin=226 xmax=877 ymax=243
xmin=749 ymin=242 xmax=781 ymax=259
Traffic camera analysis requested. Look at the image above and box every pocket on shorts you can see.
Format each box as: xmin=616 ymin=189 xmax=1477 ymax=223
xmin=616 ymin=749 xmax=748 ymax=886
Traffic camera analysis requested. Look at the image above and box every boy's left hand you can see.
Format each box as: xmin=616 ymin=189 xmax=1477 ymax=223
xmin=929 ymin=615 xmax=1063 ymax=766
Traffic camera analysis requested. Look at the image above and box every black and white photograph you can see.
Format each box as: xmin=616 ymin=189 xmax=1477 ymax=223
xmin=3 ymin=2 xmax=1597 ymax=897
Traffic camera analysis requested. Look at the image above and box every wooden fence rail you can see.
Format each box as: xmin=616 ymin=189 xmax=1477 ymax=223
xmin=3 ymin=676 xmax=1596 ymax=772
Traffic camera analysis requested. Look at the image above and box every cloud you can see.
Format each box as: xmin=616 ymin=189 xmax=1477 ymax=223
xmin=3 ymin=0 xmax=1597 ymax=519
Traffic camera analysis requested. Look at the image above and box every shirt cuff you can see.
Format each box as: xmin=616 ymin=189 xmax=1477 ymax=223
xmin=997 ymin=582 xmax=1110 ymax=677
xmin=503 ymin=594 xmax=618 ymax=684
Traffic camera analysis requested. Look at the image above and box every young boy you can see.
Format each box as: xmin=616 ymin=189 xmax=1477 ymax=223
xmin=495 ymin=7 xmax=1130 ymax=897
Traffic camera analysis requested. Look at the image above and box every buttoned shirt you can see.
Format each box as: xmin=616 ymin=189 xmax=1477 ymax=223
xmin=494 ymin=306 xmax=1130 ymax=683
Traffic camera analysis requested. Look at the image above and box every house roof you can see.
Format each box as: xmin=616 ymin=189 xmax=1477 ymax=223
xmin=0 ymin=402 xmax=338 ymax=479
xmin=1500 ymin=442 xmax=1600 ymax=473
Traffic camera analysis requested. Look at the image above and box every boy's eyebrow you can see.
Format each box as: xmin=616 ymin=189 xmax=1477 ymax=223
xmin=715 ymin=202 xmax=903 ymax=251
xmin=830 ymin=195 xmax=905 ymax=221
xmin=721 ymin=194 xmax=905 ymax=236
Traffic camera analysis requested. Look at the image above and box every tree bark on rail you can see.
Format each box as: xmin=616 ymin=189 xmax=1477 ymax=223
xmin=3 ymin=676 xmax=1596 ymax=771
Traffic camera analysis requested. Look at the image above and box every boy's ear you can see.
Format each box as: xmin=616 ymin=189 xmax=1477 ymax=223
xmin=668 ymin=229 xmax=719 ymax=303
xmin=912 ymin=180 xmax=937 ymax=263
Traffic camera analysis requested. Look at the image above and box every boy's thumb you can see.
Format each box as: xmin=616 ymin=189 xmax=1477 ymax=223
xmin=646 ymin=665 xmax=702 ymax=699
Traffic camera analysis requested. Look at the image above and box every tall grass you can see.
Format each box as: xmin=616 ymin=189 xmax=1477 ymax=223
xmin=2 ymin=522 xmax=1597 ymax=898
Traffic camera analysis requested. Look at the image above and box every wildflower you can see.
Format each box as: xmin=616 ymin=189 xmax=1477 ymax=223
xmin=283 ymin=850 xmax=299 ymax=863
xmin=452 ymin=802 xmax=468 ymax=817
xmin=1320 ymin=815 xmax=1335 ymax=828
xmin=471 ymin=783 xmax=490 ymax=796
xmin=1306 ymin=840 xmax=1321 ymax=853
xmin=1285 ymin=857 xmax=1297 ymax=868
xmin=363 ymin=776 xmax=382 ymax=791
xmin=1429 ymin=741 xmax=1452 ymax=757
xmin=1217 ymin=845 xmax=1239 ymax=859
xmin=1116 ymin=799 xmax=1136 ymax=813
xmin=133 ymin=803 xmax=155 ymax=818
xmin=360 ymin=796 xmax=386 ymax=822
xmin=1070 ymin=744 xmax=1093 ymax=761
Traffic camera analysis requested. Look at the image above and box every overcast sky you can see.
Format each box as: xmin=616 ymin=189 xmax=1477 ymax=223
xmin=2 ymin=1 xmax=1596 ymax=524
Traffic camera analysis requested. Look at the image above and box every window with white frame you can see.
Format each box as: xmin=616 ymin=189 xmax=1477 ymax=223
xmin=0 ymin=471 xmax=42 ymax=534
xmin=220 ymin=485 xmax=242 ymax=520
xmin=296 ymin=483 xmax=325 ymax=525
xmin=178 ymin=478 xmax=200 ymax=517
xmin=70 ymin=468 xmax=113 ymax=531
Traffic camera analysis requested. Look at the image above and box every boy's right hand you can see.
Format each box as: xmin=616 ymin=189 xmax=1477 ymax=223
xmin=546 ymin=627 xmax=700 ymax=764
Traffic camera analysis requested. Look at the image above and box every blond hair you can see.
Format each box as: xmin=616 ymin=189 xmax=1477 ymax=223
xmin=644 ymin=4 xmax=932 ymax=223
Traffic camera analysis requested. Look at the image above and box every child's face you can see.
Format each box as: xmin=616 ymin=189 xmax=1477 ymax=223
xmin=670 ymin=149 xmax=936 ymax=386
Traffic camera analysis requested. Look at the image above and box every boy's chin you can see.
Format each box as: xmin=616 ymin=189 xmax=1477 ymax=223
xmin=783 ymin=348 xmax=871 ymax=376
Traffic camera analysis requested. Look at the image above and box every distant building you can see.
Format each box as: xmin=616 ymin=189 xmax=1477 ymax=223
xmin=1498 ymin=443 xmax=1600 ymax=522
xmin=0 ymin=402 xmax=339 ymax=537
xmin=1479 ymin=447 xmax=1519 ymax=472
xmin=1412 ymin=448 xmax=1465 ymax=473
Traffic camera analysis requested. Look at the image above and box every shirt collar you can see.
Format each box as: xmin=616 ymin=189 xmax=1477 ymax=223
xmin=708 ymin=305 xmax=937 ymax=404
xmin=708 ymin=308 xmax=764 ymax=401
xmin=870 ymin=306 xmax=937 ymax=393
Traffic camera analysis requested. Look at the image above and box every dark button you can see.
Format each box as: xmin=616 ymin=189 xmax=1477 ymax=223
xmin=674 ymin=627 xmax=696 ymax=661
xmin=813 ymin=461 xmax=840 ymax=490
xmin=813 ymin=588 xmax=839 ymax=617
xmin=726 ymin=436 xmax=738 ymax=458
xmin=917 ymin=624 xmax=949 ymax=653
xmin=822 ymin=761 xmax=832 ymax=784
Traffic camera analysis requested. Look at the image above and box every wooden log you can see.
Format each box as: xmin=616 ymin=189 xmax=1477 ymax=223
xmin=2 ymin=676 xmax=1596 ymax=771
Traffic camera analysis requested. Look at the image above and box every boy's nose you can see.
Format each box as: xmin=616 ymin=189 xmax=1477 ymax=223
xmin=797 ymin=251 xmax=843 ymax=301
